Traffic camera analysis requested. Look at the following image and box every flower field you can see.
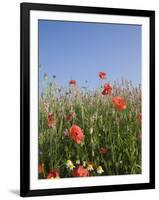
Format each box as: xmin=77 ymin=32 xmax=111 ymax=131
xmin=38 ymin=72 xmax=142 ymax=179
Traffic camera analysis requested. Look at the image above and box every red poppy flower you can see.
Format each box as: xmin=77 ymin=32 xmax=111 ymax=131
xmin=47 ymin=169 xmax=60 ymax=179
xmin=112 ymin=96 xmax=127 ymax=111
xmin=69 ymin=80 xmax=77 ymax=85
xmin=69 ymin=124 xmax=84 ymax=144
xmin=72 ymin=165 xmax=89 ymax=177
xmin=102 ymin=83 xmax=112 ymax=95
xmin=65 ymin=112 xmax=76 ymax=122
xmin=99 ymin=72 xmax=106 ymax=79
xmin=99 ymin=147 xmax=110 ymax=155
xmin=47 ymin=113 xmax=56 ymax=128
xmin=38 ymin=164 xmax=43 ymax=174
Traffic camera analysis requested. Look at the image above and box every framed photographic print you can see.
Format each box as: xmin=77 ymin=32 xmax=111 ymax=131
xmin=20 ymin=2 xmax=155 ymax=197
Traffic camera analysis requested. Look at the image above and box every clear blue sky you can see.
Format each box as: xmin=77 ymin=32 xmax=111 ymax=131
xmin=38 ymin=20 xmax=141 ymax=89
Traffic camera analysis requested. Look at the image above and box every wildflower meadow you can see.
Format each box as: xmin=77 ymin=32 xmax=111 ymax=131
xmin=38 ymin=72 xmax=142 ymax=179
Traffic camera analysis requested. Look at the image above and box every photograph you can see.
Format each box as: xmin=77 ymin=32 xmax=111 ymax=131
xmin=38 ymin=20 xmax=142 ymax=179
xmin=20 ymin=3 xmax=155 ymax=196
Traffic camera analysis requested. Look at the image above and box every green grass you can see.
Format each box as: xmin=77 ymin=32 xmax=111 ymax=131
xmin=38 ymin=78 xmax=141 ymax=178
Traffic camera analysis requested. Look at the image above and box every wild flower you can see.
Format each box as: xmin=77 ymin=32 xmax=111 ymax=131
xmin=47 ymin=169 xmax=60 ymax=179
xmin=97 ymin=166 xmax=104 ymax=174
xmin=69 ymin=164 xmax=75 ymax=171
xmin=69 ymin=80 xmax=76 ymax=85
xmin=66 ymin=160 xmax=75 ymax=170
xmin=99 ymin=72 xmax=106 ymax=79
xmin=87 ymin=164 xmax=94 ymax=171
xmin=38 ymin=164 xmax=43 ymax=174
xmin=102 ymin=83 xmax=112 ymax=95
xmin=47 ymin=113 xmax=56 ymax=128
xmin=69 ymin=124 xmax=84 ymax=144
xmin=65 ymin=112 xmax=76 ymax=122
xmin=72 ymin=165 xmax=89 ymax=177
xmin=66 ymin=160 xmax=73 ymax=168
xmin=112 ymin=96 xmax=127 ymax=111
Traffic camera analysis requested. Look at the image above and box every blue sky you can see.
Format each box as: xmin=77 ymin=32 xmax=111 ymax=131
xmin=39 ymin=20 xmax=141 ymax=89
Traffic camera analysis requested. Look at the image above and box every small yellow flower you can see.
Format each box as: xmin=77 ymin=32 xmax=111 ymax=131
xmin=66 ymin=160 xmax=75 ymax=170
xmin=87 ymin=164 xmax=94 ymax=171
xmin=97 ymin=166 xmax=104 ymax=174
xmin=66 ymin=160 xmax=73 ymax=168
xmin=69 ymin=164 xmax=75 ymax=171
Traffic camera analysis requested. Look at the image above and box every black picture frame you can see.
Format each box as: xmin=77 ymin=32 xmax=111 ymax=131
xmin=20 ymin=2 xmax=155 ymax=197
